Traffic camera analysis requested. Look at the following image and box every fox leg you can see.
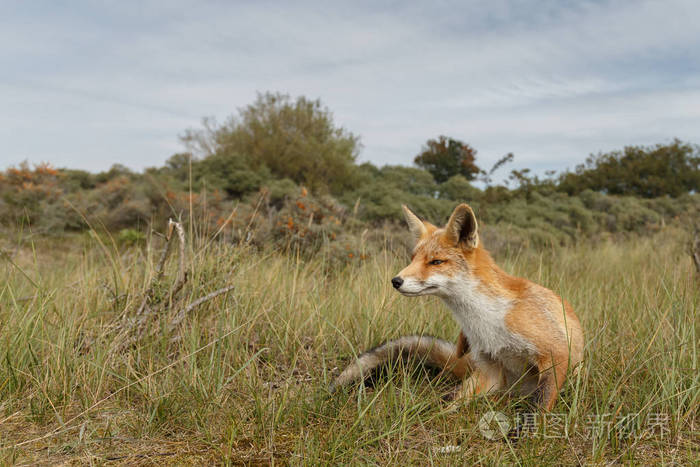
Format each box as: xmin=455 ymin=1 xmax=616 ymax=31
xmin=531 ymin=354 xmax=569 ymax=411
xmin=438 ymin=332 xmax=472 ymax=381
xmin=502 ymin=355 xmax=571 ymax=441
xmin=446 ymin=353 xmax=473 ymax=380
xmin=446 ymin=357 xmax=505 ymax=405
xmin=455 ymin=331 xmax=470 ymax=358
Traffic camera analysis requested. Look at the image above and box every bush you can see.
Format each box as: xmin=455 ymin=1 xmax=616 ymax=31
xmin=118 ymin=228 xmax=146 ymax=245
xmin=181 ymin=93 xmax=361 ymax=194
xmin=194 ymin=152 xmax=270 ymax=197
xmin=438 ymin=175 xmax=482 ymax=202
xmin=558 ymin=139 xmax=700 ymax=198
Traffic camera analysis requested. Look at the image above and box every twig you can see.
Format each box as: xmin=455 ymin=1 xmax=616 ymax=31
xmin=110 ymin=218 xmax=238 ymax=352
xmin=170 ymin=219 xmax=186 ymax=284
xmin=169 ymin=285 xmax=235 ymax=330
xmin=133 ymin=226 xmax=175 ymax=318
xmin=169 ymin=219 xmax=188 ymax=299
xmin=113 ymin=219 xmax=188 ymax=351
xmin=155 ymin=224 xmax=175 ymax=280
xmin=691 ymin=232 xmax=700 ymax=275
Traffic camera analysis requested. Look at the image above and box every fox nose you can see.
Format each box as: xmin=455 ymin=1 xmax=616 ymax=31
xmin=391 ymin=277 xmax=404 ymax=289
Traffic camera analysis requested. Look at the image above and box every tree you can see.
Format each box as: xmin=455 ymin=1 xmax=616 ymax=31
xmin=414 ymin=136 xmax=480 ymax=183
xmin=558 ymin=139 xmax=700 ymax=198
xmin=181 ymin=92 xmax=361 ymax=194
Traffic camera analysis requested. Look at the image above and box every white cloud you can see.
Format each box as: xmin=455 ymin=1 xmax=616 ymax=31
xmin=1 ymin=0 xmax=699 ymax=176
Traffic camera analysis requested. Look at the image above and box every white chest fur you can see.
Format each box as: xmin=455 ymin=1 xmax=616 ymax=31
xmin=439 ymin=274 xmax=535 ymax=360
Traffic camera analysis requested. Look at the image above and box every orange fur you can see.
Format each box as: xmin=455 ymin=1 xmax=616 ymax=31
xmin=393 ymin=203 xmax=584 ymax=410
xmin=333 ymin=203 xmax=584 ymax=413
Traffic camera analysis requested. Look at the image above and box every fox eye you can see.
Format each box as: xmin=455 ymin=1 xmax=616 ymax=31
xmin=429 ymin=259 xmax=445 ymax=266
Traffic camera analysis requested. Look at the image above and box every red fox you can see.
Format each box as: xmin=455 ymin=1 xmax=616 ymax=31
xmin=332 ymin=203 xmax=584 ymax=410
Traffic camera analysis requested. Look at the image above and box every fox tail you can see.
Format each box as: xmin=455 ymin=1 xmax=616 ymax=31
xmin=330 ymin=335 xmax=471 ymax=393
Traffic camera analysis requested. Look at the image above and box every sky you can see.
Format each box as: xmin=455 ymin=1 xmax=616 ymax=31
xmin=2 ymin=0 xmax=700 ymax=178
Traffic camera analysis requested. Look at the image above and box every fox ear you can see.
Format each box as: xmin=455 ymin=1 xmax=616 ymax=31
xmin=402 ymin=205 xmax=427 ymax=241
xmin=445 ymin=203 xmax=478 ymax=249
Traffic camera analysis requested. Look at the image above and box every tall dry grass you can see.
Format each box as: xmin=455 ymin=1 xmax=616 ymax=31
xmin=0 ymin=224 xmax=697 ymax=464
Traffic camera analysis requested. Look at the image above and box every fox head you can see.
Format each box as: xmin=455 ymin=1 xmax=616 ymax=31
xmin=391 ymin=203 xmax=483 ymax=298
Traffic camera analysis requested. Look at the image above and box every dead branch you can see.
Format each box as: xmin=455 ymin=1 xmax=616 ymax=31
xmin=169 ymin=284 xmax=235 ymax=331
xmin=156 ymin=223 xmax=175 ymax=278
xmin=691 ymin=232 xmax=700 ymax=275
xmin=112 ymin=219 xmax=188 ymax=351
xmin=168 ymin=219 xmax=188 ymax=303
xmin=110 ymin=218 xmax=235 ymax=353
xmin=171 ymin=219 xmax=186 ymax=284
xmin=132 ymin=224 xmax=175 ymax=319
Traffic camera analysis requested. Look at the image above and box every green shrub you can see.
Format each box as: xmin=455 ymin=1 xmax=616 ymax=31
xmin=438 ymin=174 xmax=482 ymax=202
xmin=193 ymin=152 xmax=271 ymax=197
xmin=118 ymin=228 xmax=146 ymax=245
xmin=181 ymin=93 xmax=361 ymax=194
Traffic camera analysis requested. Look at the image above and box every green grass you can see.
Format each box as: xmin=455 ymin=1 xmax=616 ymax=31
xmin=0 ymin=226 xmax=697 ymax=465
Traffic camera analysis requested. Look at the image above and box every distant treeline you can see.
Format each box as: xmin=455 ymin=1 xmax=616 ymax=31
xmin=1 ymin=92 xmax=698 ymax=258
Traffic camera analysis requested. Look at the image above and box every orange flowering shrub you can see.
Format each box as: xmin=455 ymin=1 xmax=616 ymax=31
xmin=0 ymin=162 xmax=64 ymax=228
